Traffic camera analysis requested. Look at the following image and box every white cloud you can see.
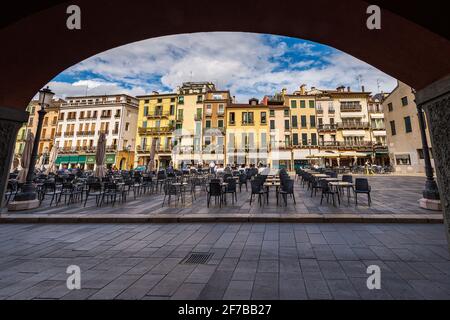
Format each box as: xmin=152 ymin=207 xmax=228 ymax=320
xmin=50 ymin=32 xmax=397 ymax=102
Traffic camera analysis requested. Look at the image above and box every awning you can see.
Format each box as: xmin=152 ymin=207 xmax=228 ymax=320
xmin=78 ymin=155 xmax=87 ymax=163
xmin=105 ymin=154 xmax=116 ymax=164
xmin=55 ymin=155 xmax=70 ymax=164
xmin=86 ymin=155 xmax=96 ymax=164
xmin=69 ymin=155 xmax=79 ymax=163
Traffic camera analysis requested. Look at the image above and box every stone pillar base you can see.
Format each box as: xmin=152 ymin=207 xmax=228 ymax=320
xmin=7 ymin=199 xmax=40 ymax=211
xmin=419 ymin=198 xmax=442 ymax=211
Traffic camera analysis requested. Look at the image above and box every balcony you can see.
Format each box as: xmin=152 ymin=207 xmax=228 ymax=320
xmin=98 ymin=130 xmax=110 ymax=135
xmin=194 ymin=114 xmax=203 ymax=121
xmin=228 ymin=120 xmax=236 ymax=126
xmin=316 ymin=108 xmax=323 ymax=114
xmin=112 ymin=130 xmax=119 ymax=135
xmin=318 ymin=124 xmax=337 ymax=132
xmin=371 ymin=124 xmax=386 ymax=130
xmin=217 ymin=110 xmax=225 ymax=117
xmin=64 ymin=132 xmax=75 ymax=137
xmin=114 ymin=113 xmax=121 ymax=118
xmin=329 ymin=108 xmax=336 ymax=114
xmin=241 ymin=121 xmax=255 ymax=126
xmin=138 ymin=126 xmax=174 ymax=135
xmin=337 ymin=121 xmax=370 ymax=129
xmin=205 ymin=110 xmax=212 ymax=117
xmin=76 ymin=131 xmax=85 ymax=136
xmin=66 ymin=117 xmax=77 ymax=122
xmin=146 ymin=111 xmax=170 ymax=118
xmin=176 ymin=117 xmax=183 ymax=122
xmin=55 ymin=132 xmax=62 ymax=137
xmin=41 ymin=136 xmax=52 ymax=142
xmin=100 ymin=114 xmax=111 ymax=119
xmin=340 ymin=104 xmax=362 ymax=112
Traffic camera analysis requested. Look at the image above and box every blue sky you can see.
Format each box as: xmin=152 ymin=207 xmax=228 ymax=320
xmin=48 ymin=32 xmax=396 ymax=102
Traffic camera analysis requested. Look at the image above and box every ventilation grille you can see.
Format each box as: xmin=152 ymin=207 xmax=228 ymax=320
xmin=182 ymin=252 xmax=213 ymax=264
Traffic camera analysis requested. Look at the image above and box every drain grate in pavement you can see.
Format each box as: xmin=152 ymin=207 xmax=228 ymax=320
xmin=181 ymin=252 xmax=213 ymax=264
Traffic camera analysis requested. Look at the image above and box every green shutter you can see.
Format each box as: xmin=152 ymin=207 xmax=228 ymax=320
xmin=291 ymin=100 xmax=297 ymax=108
xmin=86 ymin=155 xmax=96 ymax=164
xmin=309 ymin=100 xmax=315 ymax=108
xmin=78 ymin=155 xmax=87 ymax=163
xmin=300 ymin=100 xmax=306 ymax=108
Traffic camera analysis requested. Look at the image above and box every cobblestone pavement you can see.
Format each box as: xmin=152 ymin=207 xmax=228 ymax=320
xmin=8 ymin=175 xmax=440 ymax=217
xmin=0 ymin=223 xmax=449 ymax=300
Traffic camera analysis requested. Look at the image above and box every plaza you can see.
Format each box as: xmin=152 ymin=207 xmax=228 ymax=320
xmin=0 ymin=222 xmax=448 ymax=300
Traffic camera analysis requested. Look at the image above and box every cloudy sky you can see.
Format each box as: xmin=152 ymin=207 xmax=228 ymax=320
xmin=48 ymin=32 xmax=397 ymax=102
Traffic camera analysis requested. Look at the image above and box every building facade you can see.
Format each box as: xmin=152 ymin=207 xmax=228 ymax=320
xmin=135 ymin=92 xmax=177 ymax=169
xmin=382 ymin=81 xmax=434 ymax=174
xmin=54 ymin=94 xmax=138 ymax=170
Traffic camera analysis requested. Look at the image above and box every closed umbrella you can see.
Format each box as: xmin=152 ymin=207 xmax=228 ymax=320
xmin=17 ymin=132 xmax=34 ymax=183
xmin=147 ymin=138 xmax=157 ymax=172
xmin=46 ymin=146 xmax=58 ymax=174
xmin=94 ymin=132 xmax=106 ymax=178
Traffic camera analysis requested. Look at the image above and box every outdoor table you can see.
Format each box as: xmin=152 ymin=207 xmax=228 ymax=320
xmin=312 ymin=174 xmax=329 ymax=179
xmin=264 ymin=182 xmax=281 ymax=205
xmin=329 ymin=181 xmax=353 ymax=205
xmin=322 ymin=178 xmax=340 ymax=182
xmin=171 ymin=182 xmax=188 ymax=204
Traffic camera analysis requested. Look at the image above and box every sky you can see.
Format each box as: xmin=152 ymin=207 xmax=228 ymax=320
xmin=47 ymin=32 xmax=397 ymax=102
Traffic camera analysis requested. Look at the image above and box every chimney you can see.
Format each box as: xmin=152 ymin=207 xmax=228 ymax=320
xmin=232 ymin=96 xmax=236 ymax=103
xmin=249 ymin=98 xmax=258 ymax=105
xmin=347 ymin=86 xmax=351 ymax=92
xmin=300 ymin=84 xmax=306 ymax=95
xmin=151 ymin=91 xmax=159 ymax=95
xmin=361 ymin=85 xmax=365 ymax=92
xmin=336 ymin=86 xmax=345 ymax=92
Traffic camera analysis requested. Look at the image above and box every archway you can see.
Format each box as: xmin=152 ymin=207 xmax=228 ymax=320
xmin=0 ymin=0 xmax=449 ymax=248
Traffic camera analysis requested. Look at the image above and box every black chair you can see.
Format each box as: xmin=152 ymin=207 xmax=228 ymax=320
xmin=4 ymin=181 xmax=18 ymax=206
xmin=84 ymin=182 xmax=104 ymax=207
xmin=57 ymin=182 xmax=83 ymax=205
xmin=354 ymin=178 xmax=371 ymax=206
xmin=162 ymin=183 xmax=181 ymax=207
xmin=141 ymin=176 xmax=154 ymax=194
xmin=207 ymin=182 xmax=223 ymax=208
xmin=329 ymin=171 xmax=338 ymax=178
xmin=39 ymin=181 xmax=62 ymax=206
xmin=320 ymin=179 xmax=340 ymax=206
xmin=279 ymin=179 xmax=296 ymax=206
xmin=224 ymin=178 xmax=237 ymax=204
xmin=238 ymin=173 xmax=248 ymax=192
xmin=310 ymin=178 xmax=322 ymax=197
xmin=101 ymin=182 xmax=125 ymax=206
xmin=342 ymin=175 xmax=353 ymax=183
xmin=250 ymin=180 xmax=266 ymax=206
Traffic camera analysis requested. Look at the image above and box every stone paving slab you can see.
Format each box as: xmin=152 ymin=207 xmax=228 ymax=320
xmin=0 ymin=222 xmax=449 ymax=300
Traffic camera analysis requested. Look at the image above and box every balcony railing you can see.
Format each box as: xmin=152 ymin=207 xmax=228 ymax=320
xmin=66 ymin=118 xmax=77 ymax=122
xmin=138 ymin=126 xmax=174 ymax=135
xmin=64 ymin=132 xmax=75 ymax=137
xmin=371 ymin=124 xmax=386 ymax=130
xmin=112 ymin=130 xmax=119 ymax=135
xmin=318 ymin=124 xmax=337 ymax=132
xmin=241 ymin=121 xmax=254 ymax=126
xmin=146 ymin=111 xmax=170 ymax=118
xmin=340 ymin=104 xmax=362 ymax=112
xmin=194 ymin=114 xmax=203 ymax=121
xmin=329 ymin=108 xmax=336 ymax=114
xmin=337 ymin=121 xmax=370 ymax=129
xmin=316 ymin=108 xmax=323 ymax=114
xmin=100 ymin=114 xmax=111 ymax=119
xmin=98 ymin=130 xmax=110 ymax=135
xmin=217 ymin=110 xmax=225 ymax=116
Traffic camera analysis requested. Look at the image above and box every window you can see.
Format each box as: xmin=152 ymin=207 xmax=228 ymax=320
xmin=390 ymin=120 xmax=396 ymax=136
xmin=270 ymin=110 xmax=275 ymax=117
xmin=261 ymin=112 xmax=267 ymax=124
xmin=311 ymin=133 xmax=317 ymax=145
xmin=178 ymin=96 xmax=184 ymax=104
xmin=285 ymin=135 xmax=290 ymax=147
xmin=401 ymin=96 xmax=408 ymax=106
xmin=302 ymin=133 xmax=308 ymax=145
xmin=309 ymin=100 xmax=315 ymax=108
xmin=197 ymin=95 xmax=203 ymax=103
xmin=242 ymin=112 xmax=248 ymax=124
xmin=142 ymin=121 xmax=147 ymax=128
xmin=395 ymin=154 xmax=411 ymax=165
xmin=417 ymin=148 xmax=433 ymax=160
xmin=229 ymin=112 xmax=235 ymax=125
xmin=125 ymin=123 xmax=130 ymax=131
xmin=388 ymin=103 xmax=393 ymax=112
xmin=284 ymin=109 xmax=289 ymax=117
xmin=218 ymin=119 xmax=224 ymax=128
xmin=177 ymin=109 xmax=183 ymax=120
xmin=248 ymin=112 xmax=254 ymax=124
xmin=404 ymin=116 xmax=412 ymax=133
xmin=310 ymin=116 xmax=316 ymax=128
xmin=292 ymin=133 xmax=299 ymax=145
xmin=291 ymin=100 xmax=297 ymax=108
xmin=170 ymin=105 xmax=175 ymax=115
xmin=301 ymin=115 xmax=307 ymax=128
xmin=205 ymin=120 xmax=211 ymax=128
xmin=318 ymin=118 xmax=323 ymax=126
xmin=330 ymin=118 xmax=335 ymax=125
xmin=218 ymin=104 xmax=225 ymax=114
xmin=144 ymin=99 xmax=149 ymax=104
xmin=284 ymin=120 xmax=290 ymax=130
xmin=270 ymin=120 xmax=275 ymax=130
xmin=170 ymin=97 xmax=175 ymax=102
xmin=300 ymin=100 xmax=306 ymax=108
xmin=157 ymin=98 xmax=162 ymax=104
xmin=143 ymin=106 xmax=148 ymax=116
xmin=292 ymin=116 xmax=298 ymax=128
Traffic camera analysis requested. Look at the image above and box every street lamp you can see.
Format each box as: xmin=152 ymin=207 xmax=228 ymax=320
xmin=13 ymin=87 xmax=55 ymax=205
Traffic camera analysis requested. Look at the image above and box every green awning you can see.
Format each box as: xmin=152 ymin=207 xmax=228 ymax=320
xmin=105 ymin=154 xmax=115 ymax=164
xmin=376 ymin=151 xmax=389 ymax=155
xmin=78 ymin=155 xmax=87 ymax=163
xmin=69 ymin=155 xmax=79 ymax=163
xmin=56 ymin=155 xmax=70 ymax=164
xmin=86 ymin=155 xmax=96 ymax=164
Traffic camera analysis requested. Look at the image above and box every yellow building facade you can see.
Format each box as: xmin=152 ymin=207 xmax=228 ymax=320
xmin=135 ymin=92 xmax=177 ymax=169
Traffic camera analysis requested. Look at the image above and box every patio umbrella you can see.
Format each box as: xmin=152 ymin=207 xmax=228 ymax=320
xmin=94 ymin=132 xmax=106 ymax=178
xmin=46 ymin=146 xmax=58 ymax=174
xmin=147 ymin=138 xmax=157 ymax=172
xmin=17 ymin=132 xmax=34 ymax=183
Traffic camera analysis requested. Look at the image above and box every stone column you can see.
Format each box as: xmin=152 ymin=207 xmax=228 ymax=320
xmin=416 ymin=75 xmax=450 ymax=251
xmin=0 ymin=107 xmax=29 ymax=211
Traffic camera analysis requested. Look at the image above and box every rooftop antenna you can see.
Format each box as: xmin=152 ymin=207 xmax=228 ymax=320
xmin=356 ymin=74 xmax=363 ymax=90
xmin=376 ymin=79 xmax=382 ymax=94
